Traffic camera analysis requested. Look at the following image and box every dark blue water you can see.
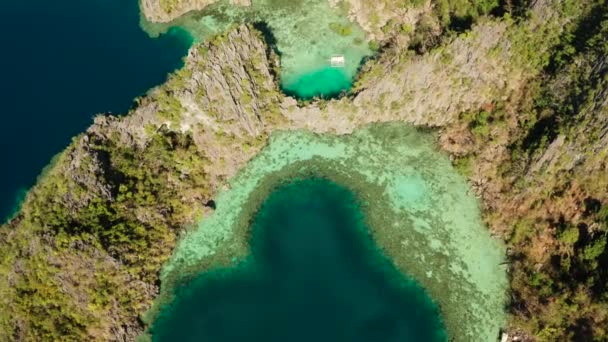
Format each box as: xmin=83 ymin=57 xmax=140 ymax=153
xmin=0 ymin=0 xmax=191 ymax=221
xmin=152 ymin=178 xmax=447 ymax=341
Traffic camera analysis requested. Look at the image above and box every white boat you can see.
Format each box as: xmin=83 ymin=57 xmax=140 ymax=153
xmin=330 ymin=55 xmax=345 ymax=68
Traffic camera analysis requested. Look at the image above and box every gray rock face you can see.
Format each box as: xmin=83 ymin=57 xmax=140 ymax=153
xmin=0 ymin=24 xmax=280 ymax=342
xmin=63 ymin=25 xmax=280 ymax=210
xmin=0 ymin=19 xmax=541 ymax=339
xmin=141 ymin=0 xmax=251 ymax=23
xmin=3 ymin=0 xmax=603 ymax=338
xmin=180 ymin=26 xmax=281 ymax=136
xmin=527 ymin=53 xmax=608 ymax=189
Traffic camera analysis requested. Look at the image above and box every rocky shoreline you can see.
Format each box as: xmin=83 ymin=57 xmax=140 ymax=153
xmin=1 ymin=0 xmax=607 ymax=341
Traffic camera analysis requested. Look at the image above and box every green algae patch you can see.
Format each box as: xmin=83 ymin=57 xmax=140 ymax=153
xmin=141 ymin=0 xmax=373 ymax=99
xmin=151 ymin=178 xmax=448 ymax=341
xmin=149 ymin=123 xmax=508 ymax=341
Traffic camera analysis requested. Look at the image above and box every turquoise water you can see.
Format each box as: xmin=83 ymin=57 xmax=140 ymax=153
xmin=156 ymin=124 xmax=507 ymax=340
xmin=151 ymin=178 xmax=447 ymax=341
xmin=281 ymin=67 xmax=352 ymax=100
xmin=0 ymin=0 xmax=191 ymax=221
xmin=142 ymin=0 xmax=373 ymax=100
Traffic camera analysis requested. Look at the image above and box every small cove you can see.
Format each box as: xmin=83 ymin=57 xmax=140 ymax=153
xmin=142 ymin=0 xmax=374 ymax=100
xmin=281 ymin=67 xmax=352 ymax=100
xmin=148 ymin=124 xmax=508 ymax=341
xmin=151 ymin=178 xmax=447 ymax=342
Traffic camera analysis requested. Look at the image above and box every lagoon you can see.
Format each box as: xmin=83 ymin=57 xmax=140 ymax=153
xmin=150 ymin=124 xmax=508 ymax=341
xmin=151 ymin=178 xmax=447 ymax=342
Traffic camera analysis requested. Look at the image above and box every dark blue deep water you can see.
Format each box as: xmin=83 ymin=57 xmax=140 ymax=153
xmin=151 ymin=178 xmax=447 ymax=341
xmin=0 ymin=0 xmax=191 ymax=221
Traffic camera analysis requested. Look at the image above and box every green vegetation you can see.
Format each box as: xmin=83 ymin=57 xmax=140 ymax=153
xmin=328 ymin=22 xmax=353 ymax=36
xmin=509 ymin=1 xmax=608 ymax=160
xmin=461 ymin=110 xmax=493 ymax=139
xmin=434 ymin=0 xmax=500 ymax=27
xmin=4 ymin=1 xmax=608 ymax=341
xmin=558 ymin=226 xmax=579 ymax=245
xmin=0 ymin=24 xmax=284 ymax=340
xmin=159 ymin=0 xmax=179 ymax=14
xmin=0 ymin=126 xmax=212 ymax=340
xmin=453 ymin=3 xmax=608 ymax=339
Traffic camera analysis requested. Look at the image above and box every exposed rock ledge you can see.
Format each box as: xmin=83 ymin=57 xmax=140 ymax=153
xmin=138 ymin=0 xmax=431 ymax=41
xmin=1 ymin=19 xmax=522 ymax=340
xmin=140 ymin=0 xmax=251 ymax=23
xmin=3 ymin=1 xmax=603 ymax=340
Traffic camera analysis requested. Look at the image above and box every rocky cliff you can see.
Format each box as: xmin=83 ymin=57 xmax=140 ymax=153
xmin=1 ymin=0 xmax=608 ymax=341
xmin=140 ymin=0 xmax=251 ymax=23
xmin=0 ymin=25 xmax=281 ymax=342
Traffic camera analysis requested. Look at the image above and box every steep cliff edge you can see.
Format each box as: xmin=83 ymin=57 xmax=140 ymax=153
xmin=0 ymin=25 xmax=281 ymax=341
xmin=140 ymin=0 xmax=251 ymax=23
xmin=440 ymin=2 xmax=608 ymax=339
xmin=139 ymin=0 xmax=503 ymax=42
xmin=1 ymin=1 xmax=608 ymax=341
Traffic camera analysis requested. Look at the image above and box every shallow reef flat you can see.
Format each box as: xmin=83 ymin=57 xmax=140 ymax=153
xmin=153 ymin=123 xmax=508 ymax=341
xmin=151 ymin=177 xmax=448 ymax=341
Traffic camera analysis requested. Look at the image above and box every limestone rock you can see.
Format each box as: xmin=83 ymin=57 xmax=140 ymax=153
xmin=141 ymin=0 xmax=251 ymax=23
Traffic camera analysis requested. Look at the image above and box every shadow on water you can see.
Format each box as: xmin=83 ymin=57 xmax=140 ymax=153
xmin=252 ymin=21 xmax=281 ymax=82
xmin=252 ymin=22 xmax=280 ymax=55
xmin=151 ymin=178 xmax=447 ymax=342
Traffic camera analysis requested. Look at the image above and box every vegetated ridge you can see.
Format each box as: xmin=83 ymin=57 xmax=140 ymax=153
xmin=1 ymin=0 xmax=607 ymax=341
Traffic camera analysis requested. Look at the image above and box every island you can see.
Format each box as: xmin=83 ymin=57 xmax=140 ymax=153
xmin=1 ymin=0 xmax=607 ymax=341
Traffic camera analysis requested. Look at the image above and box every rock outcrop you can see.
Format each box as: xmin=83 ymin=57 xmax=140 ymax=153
xmin=0 ymin=16 xmax=550 ymax=341
xmin=2 ymin=0 xmax=608 ymax=341
xmin=140 ymin=0 xmax=251 ymax=23
xmin=0 ymin=24 xmax=280 ymax=342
